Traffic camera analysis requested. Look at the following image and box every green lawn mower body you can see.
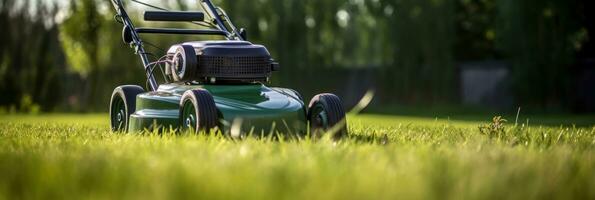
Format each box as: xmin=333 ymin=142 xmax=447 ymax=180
xmin=128 ymin=83 xmax=307 ymax=134
xmin=109 ymin=0 xmax=346 ymax=137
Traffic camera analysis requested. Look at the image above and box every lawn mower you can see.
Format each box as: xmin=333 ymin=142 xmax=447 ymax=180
xmin=108 ymin=0 xmax=347 ymax=138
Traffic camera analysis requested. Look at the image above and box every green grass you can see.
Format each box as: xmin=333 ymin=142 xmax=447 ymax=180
xmin=0 ymin=114 xmax=594 ymax=199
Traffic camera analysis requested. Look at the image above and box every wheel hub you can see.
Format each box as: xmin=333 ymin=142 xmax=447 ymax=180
xmin=185 ymin=114 xmax=195 ymax=128
xmin=319 ymin=111 xmax=328 ymax=127
xmin=117 ymin=110 xmax=124 ymax=122
xmin=110 ymin=97 xmax=127 ymax=131
xmin=313 ymin=110 xmax=328 ymax=129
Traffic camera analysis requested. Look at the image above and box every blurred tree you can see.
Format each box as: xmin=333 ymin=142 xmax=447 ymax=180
xmin=496 ymin=0 xmax=586 ymax=109
xmin=375 ymin=0 xmax=457 ymax=103
xmin=60 ymin=0 xmax=102 ymax=109
xmin=0 ymin=0 xmax=65 ymax=112
xmin=60 ymin=0 xmax=146 ymax=111
xmin=455 ymin=0 xmax=499 ymax=60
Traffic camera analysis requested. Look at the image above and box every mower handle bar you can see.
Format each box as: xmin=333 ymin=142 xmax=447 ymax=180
xmin=110 ymin=0 xmax=245 ymax=91
xmin=144 ymin=11 xmax=205 ymax=22
xmin=136 ymin=28 xmax=227 ymax=36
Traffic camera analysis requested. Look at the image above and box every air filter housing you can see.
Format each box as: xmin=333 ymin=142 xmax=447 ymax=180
xmin=166 ymin=41 xmax=278 ymax=83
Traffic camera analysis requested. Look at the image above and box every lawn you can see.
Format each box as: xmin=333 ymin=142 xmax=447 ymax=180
xmin=0 ymin=114 xmax=593 ymax=199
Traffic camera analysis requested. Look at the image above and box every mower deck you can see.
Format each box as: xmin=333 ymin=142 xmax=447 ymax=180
xmin=128 ymin=83 xmax=307 ymax=134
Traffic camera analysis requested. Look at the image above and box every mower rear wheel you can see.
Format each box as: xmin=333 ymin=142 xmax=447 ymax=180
xmin=110 ymin=85 xmax=144 ymax=132
xmin=307 ymin=93 xmax=348 ymax=139
xmin=179 ymin=89 xmax=219 ymax=134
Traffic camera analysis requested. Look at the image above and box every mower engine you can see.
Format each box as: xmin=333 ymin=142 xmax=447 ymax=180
xmin=166 ymin=41 xmax=279 ymax=84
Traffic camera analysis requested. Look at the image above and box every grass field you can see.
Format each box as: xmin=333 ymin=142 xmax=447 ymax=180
xmin=0 ymin=114 xmax=594 ymax=199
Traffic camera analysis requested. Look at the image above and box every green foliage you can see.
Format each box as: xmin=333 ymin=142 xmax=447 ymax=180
xmin=60 ymin=0 xmax=107 ymax=77
xmin=0 ymin=114 xmax=593 ymax=199
xmin=58 ymin=0 xmax=103 ymax=110
xmin=455 ymin=0 xmax=499 ymax=60
xmin=0 ymin=0 xmax=65 ymax=112
xmin=381 ymin=0 xmax=457 ymax=102
xmin=496 ymin=0 xmax=585 ymax=108
xmin=59 ymin=0 xmax=147 ymax=110
xmin=18 ymin=94 xmax=40 ymax=114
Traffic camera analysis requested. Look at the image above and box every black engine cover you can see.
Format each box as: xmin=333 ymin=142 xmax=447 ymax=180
xmin=167 ymin=41 xmax=274 ymax=83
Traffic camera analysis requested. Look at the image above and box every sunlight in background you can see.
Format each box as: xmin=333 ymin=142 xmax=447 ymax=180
xmin=51 ymin=0 xmax=206 ymax=24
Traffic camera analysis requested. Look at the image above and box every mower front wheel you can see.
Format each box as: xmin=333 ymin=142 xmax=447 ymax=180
xmin=307 ymin=93 xmax=348 ymax=139
xmin=179 ymin=89 xmax=219 ymax=134
xmin=110 ymin=85 xmax=144 ymax=132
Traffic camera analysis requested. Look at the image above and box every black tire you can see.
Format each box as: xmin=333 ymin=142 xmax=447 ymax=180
xmin=307 ymin=93 xmax=348 ymax=139
xmin=110 ymin=85 xmax=145 ymax=132
xmin=179 ymin=89 xmax=219 ymax=133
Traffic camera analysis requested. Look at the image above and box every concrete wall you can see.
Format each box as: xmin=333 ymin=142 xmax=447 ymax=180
xmin=459 ymin=61 xmax=513 ymax=109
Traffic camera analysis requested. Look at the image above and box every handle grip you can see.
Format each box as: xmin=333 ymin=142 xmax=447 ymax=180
xmin=144 ymin=11 xmax=205 ymax=22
